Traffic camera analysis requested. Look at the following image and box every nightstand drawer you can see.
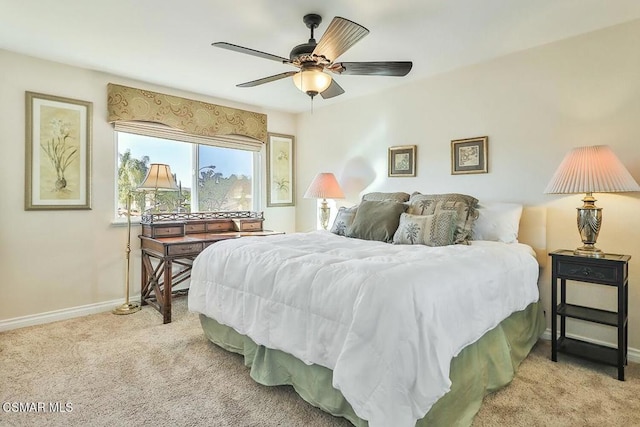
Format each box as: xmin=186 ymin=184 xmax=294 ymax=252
xmin=167 ymin=242 xmax=203 ymax=256
xmin=557 ymin=260 xmax=617 ymax=283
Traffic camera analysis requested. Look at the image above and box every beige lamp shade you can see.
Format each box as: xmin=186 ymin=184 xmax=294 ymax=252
xmin=544 ymin=145 xmax=640 ymax=194
xmin=138 ymin=163 xmax=179 ymax=191
xmin=304 ymin=173 xmax=345 ymax=199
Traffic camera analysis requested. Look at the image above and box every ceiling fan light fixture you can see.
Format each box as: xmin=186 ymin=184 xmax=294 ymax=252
xmin=293 ymin=67 xmax=332 ymax=98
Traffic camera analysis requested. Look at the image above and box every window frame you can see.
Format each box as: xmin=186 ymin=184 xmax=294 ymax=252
xmin=114 ymin=122 xmax=262 ymax=222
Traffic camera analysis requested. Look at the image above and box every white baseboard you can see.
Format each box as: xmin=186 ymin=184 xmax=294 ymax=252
xmin=541 ymin=328 xmax=640 ymax=364
xmin=0 ymin=298 xmax=134 ymax=332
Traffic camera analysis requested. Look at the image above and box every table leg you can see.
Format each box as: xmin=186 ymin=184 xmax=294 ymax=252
xmin=141 ymin=252 xmax=149 ymax=306
xmin=560 ymin=278 xmax=566 ymax=341
xmin=618 ymin=281 xmax=625 ymax=381
xmin=163 ymin=259 xmax=173 ymax=324
xmin=551 ymin=277 xmax=557 ymax=362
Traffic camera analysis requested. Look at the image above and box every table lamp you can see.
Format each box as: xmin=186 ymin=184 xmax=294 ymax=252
xmin=303 ymin=172 xmax=345 ymax=230
xmin=544 ymin=145 xmax=640 ymax=257
xmin=113 ymin=163 xmax=179 ymax=315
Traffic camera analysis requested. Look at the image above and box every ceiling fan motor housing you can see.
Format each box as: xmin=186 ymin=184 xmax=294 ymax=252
xmin=289 ymin=42 xmax=317 ymax=63
xmin=290 ymin=14 xmax=327 ymax=65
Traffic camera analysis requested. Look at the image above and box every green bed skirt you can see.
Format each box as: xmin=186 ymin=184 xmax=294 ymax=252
xmin=199 ymin=301 xmax=545 ymax=426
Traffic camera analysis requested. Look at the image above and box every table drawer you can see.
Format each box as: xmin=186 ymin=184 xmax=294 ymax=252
xmin=167 ymin=242 xmax=203 ymax=256
xmin=185 ymin=223 xmax=206 ymax=233
xmin=557 ymin=260 xmax=617 ymax=283
xmin=154 ymin=226 xmax=184 ymax=237
xmin=142 ymin=222 xmax=185 ymax=238
xmin=233 ymin=219 xmax=263 ymax=231
xmin=206 ymin=220 xmax=234 ymax=232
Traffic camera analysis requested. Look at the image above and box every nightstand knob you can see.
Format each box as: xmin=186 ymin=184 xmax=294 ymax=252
xmin=582 ymin=267 xmax=591 ymax=276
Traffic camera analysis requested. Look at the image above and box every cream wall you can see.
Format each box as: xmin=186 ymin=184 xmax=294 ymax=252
xmin=0 ymin=49 xmax=296 ymax=325
xmin=296 ymin=20 xmax=640 ymax=353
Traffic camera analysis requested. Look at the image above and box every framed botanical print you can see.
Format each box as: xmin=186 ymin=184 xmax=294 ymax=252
xmin=266 ymin=133 xmax=295 ymax=207
xmin=25 ymin=92 xmax=92 ymax=210
xmin=388 ymin=145 xmax=416 ymax=177
xmin=451 ymin=136 xmax=488 ymax=175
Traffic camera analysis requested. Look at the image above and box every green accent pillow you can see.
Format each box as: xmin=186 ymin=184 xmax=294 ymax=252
xmin=393 ymin=211 xmax=458 ymax=246
xmin=347 ymin=200 xmax=407 ymax=243
xmin=330 ymin=205 xmax=358 ymax=236
xmin=362 ymin=191 xmax=410 ymax=203
xmin=407 ymin=193 xmax=479 ymax=244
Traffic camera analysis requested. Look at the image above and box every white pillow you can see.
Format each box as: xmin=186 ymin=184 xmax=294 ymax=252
xmin=471 ymin=202 xmax=523 ymax=243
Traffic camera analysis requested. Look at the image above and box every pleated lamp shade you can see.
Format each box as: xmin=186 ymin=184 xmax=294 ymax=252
xmin=303 ymin=173 xmax=345 ymax=199
xmin=544 ymin=145 xmax=640 ymax=194
xmin=138 ymin=164 xmax=179 ymax=191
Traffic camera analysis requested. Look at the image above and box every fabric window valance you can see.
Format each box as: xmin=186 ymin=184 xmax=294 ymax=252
xmin=107 ymin=83 xmax=267 ymax=144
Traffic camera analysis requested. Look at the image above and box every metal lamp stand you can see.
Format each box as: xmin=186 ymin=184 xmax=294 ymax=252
xmin=113 ymin=192 xmax=141 ymax=315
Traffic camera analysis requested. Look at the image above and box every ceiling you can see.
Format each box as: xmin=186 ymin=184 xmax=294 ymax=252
xmin=2 ymin=0 xmax=640 ymax=114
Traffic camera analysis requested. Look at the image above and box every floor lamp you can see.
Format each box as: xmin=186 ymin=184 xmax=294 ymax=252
xmin=113 ymin=163 xmax=179 ymax=315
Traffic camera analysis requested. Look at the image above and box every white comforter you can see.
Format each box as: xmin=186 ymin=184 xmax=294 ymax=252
xmin=188 ymin=231 xmax=539 ymax=427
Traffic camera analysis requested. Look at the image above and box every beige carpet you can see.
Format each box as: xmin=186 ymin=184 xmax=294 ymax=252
xmin=1 ymin=299 xmax=638 ymax=427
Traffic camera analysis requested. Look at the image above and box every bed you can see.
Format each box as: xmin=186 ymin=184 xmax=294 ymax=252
xmin=188 ymin=193 xmax=547 ymax=427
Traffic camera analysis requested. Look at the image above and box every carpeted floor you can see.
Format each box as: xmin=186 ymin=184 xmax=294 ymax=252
xmin=1 ymin=298 xmax=638 ymax=427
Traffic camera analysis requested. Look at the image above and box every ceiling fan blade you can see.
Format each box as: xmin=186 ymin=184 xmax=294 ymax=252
xmin=312 ymin=17 xmax=369 ymax=62
xmin=320 ymin=79 xmax=345 ymax=99
xmin=237 ymin=71 xmax=298 ymax=88
xmin=330 ymin=61 xmax=413 ymax=76
xmin=213 ymin=42 xmax=290 ymax=64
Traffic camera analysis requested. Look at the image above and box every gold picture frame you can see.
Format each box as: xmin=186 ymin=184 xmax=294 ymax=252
xmin=388 ymin=145 xmax=416 ymax=177
xmin=266 ymin=133 xmax=295 ymax=207
xmin=451 ymin=136 xmax=488 ymax=175
xmin=25 ymin=92 xmax=92 ymax=210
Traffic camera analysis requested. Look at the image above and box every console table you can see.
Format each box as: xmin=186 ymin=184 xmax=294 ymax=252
xmin=139 ymin=211 xmax=282 ymax=324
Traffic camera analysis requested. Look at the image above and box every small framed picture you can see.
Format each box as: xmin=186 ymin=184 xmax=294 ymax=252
xmin=388 ymin=145 xmax=416 ymax=177
xmin=451 ymin=136 xmax=488 ymax=175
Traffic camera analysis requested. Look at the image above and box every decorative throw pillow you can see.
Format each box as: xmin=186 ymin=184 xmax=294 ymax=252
xmin=347 ymin=200 xmax=407 ymax=243
xmin=471 ymin=202 xmax=523 ymax=243
xmin=407 ymin=193 xmax=479 ymax=244
xmin=330 ymin=205 xmax=358 ymax=236
xmin=362 ymin=191 xmax=410 ymax=203
xmin=393 ymin=211 xmax=458 ymax=246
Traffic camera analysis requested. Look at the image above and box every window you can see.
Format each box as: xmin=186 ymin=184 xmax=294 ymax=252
xmin=116 ymin=130 xmax=259 ymax=220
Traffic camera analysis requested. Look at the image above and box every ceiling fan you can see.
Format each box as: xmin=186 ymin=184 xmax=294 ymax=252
xmin=213 ymin=14 xmax=413 ymax=100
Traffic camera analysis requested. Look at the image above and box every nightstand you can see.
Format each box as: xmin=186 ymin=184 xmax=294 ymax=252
xmin=549 ymin=249 xmax=630 ymax=380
